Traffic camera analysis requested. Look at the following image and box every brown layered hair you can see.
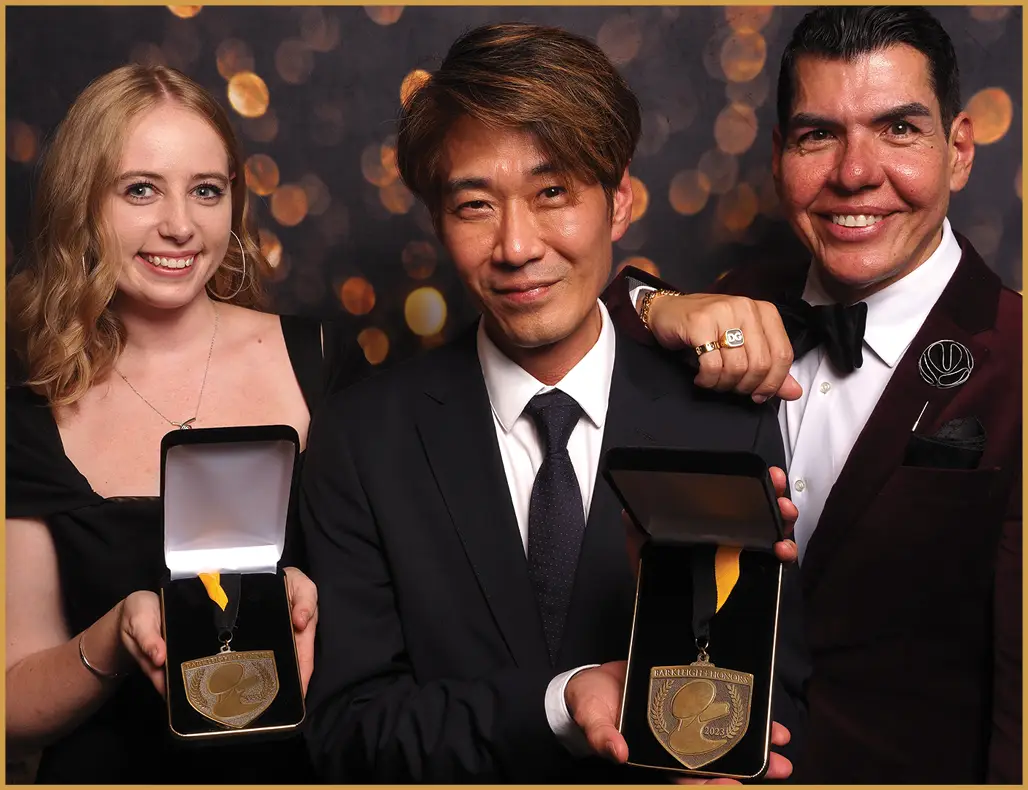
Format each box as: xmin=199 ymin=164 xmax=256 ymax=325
xmin=7 ymin=64 xmax=269 ymax=407
xmin=397 ymin=23 xmax=642 ymax=221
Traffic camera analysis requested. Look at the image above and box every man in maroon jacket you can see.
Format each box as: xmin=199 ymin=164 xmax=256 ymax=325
xmin=605 ymin=6 xmax=1021 ymax=783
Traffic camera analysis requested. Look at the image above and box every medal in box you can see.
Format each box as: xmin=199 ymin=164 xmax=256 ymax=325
xmin=602 ymin=448 xmax=785 ymax=780
xmin=159 ymin=426 xmax=305 ymax=741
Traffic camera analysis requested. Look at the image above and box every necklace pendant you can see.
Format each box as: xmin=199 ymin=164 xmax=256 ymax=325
xmin=176 ymin=418 xmax=196 ymax=430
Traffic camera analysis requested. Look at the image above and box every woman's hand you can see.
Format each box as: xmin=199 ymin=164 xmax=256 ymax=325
xmin=117 ymin=591 xmax=166 ymax=695
xmin=283 ymin=566 xmax=319 ymax=696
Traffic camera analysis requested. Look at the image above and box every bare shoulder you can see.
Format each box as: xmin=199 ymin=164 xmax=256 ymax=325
xmin=215 ymin=304 xmax=286 ymax=353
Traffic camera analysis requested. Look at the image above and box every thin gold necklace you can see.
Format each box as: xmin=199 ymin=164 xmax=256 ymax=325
xmin=116 ymin=303 xmax=219 ymax=430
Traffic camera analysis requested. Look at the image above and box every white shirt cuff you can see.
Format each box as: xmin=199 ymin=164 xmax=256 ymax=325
xmin=628 ymin=283 xmax=656 ymax=313
xmin=545 ymin=663 xmax=601 ymax=757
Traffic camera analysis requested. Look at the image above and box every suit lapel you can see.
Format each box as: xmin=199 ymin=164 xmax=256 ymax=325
xmin=801 ymin=241 xmax=1000 ymax=595
xmin=557 ymin=330 xmax=682 ymax=666
xmin=414 ymin=329 xmax=550 ymax=670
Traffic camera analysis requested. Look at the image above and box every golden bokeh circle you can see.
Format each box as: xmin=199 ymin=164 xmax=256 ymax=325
xmin=319 ymin=204 xmax=351 ymax=243
xmin=167 ymin=5 xmax=202 ymax=19
xmin=300 ymin=173 xmax=332 ymax=216
xmin=405 ymin=287 xmax=448 ymax=336
xmin=970 ymin=6 xmax=1010 ymax=22
xmin=216 ymin=39 xmax=254 ymax=80
xmin=721 ymin=32 xmax=767 ymax=83
xmin=725 ymin=6 xmax=772 ymax=34
xmin=276 ymin=39 xmax=315 ymax=85
xmin=402 ymin=240 xmax=438 ymax=280
xmin=715 ymin=103 xmax=759 ymax=155
xmin=669 ymin=170 xmax=712 ymax=216
xmin=966 ymin=214 xmax=1004 ymax=257
xmin=340 ymin=276 xmax=376 ymax=315
xmin=616 ymin=222 xmax=648 ymax=252
xmin=637 ymin=111 xmax=672 ymax=157
xmin=699 ymin=149 xmax=739 ymax=195
xmin=244 ymin=154 xmax=280 ymax=196
xmin=630 ymin=176 xmax=650 ymax=222
xmin=617 ymin=257 xmax=660 ymax=277
xmin=380 ymin=138 xmax=399 ymax=179
xmin=311 ymin=103 xmax=346 ymax=147
xmin=965 ymin=87 xmax=1013 ymax=145
xmin=365 ymin=6 xmax=404 ymax=25
xmin=129 ymin=43 xmax=167 ymax=67
xmin=301 ymin=8 xmax=341 ymax=52
xmin=401 ymin=69 xmax=431 ymax=106
xmin=726 ymin=70 xmax=769 ymax=107
xmin=717 ymin=184 xmax=759 ymax=231
xmin=227 ymin=72 xmax=270 ymax=118
xmin=597 ymin=15 xmax=643 ymax=66
xmin=242 ymin=110 xmax=279 ymax=143
xmin=270 ymin=184 xmax=309 ymax=227
xmin=380 ymin=181 xmax=415 ymax=215
xmin=358 ymin=328 xmax=390 ymax=365
xmin=362 ymin=143 xmax=398 ymax=187
xmin=7 ymin=121 xmax=38 ymax=163
xmin=259 ymin=228 xmax=283 ymax=270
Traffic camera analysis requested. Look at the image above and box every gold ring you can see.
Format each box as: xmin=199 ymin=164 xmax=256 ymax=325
xmin=694 ymin=341 xmax=720 ymax=357
xmin=719 ymin=328 xmax=745 ymax=349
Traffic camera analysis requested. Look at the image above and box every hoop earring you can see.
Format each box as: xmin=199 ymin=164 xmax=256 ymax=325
xmin=209 ymin=230 xmax=247 ymax=301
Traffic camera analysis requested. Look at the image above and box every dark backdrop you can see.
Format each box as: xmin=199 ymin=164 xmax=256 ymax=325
xmin=6 ymin=6 xmax=1021 ymax=369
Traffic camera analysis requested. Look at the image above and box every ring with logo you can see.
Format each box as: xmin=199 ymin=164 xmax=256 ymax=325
xmin=719 ymin=328 xmax=745 ymax=349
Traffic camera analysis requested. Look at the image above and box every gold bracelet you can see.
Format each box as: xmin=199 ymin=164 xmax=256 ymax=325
xmin=638 ymin=289 xmax=682 ymax=332
xmin=78 ymin=632 xmax=124 ymax=680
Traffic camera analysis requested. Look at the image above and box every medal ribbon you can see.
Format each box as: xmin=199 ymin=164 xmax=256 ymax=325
xmin=690 ymin=545 xmax=742 ymax=648
xmin=198 ymin=571 xmax=241 ymax=643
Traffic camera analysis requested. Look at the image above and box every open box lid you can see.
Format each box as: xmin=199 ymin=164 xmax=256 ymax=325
xmin=601 ymin=447 xmax=783 ymax=550
xmin=161 ymin=425 xmax=299 ymax=579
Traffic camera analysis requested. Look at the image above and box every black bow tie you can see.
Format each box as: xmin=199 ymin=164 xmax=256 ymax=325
xmin=777 ymin=299 xmax=868 ymax=374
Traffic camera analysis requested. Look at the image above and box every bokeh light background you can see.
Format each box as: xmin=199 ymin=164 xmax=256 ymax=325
xmin=6 ymin=6 xmax=1022 ymax=370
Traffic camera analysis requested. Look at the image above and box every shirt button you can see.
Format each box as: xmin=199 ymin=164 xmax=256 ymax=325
xmin=794 ymin=479 xmax=806 ymax=492
xmin=819 ymin=381 xmax=832 ymax=394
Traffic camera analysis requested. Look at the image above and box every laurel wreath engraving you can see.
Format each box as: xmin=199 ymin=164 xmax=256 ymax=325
xmin=650 ymin=679 xmax=673 ymax=734
xmin=725 ymin=684 xmax=744 ymax=738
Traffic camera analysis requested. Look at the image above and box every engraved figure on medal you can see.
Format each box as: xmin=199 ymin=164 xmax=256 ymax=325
xmin=648 ymin=654 xmax=753 ymax=769
xmin=183 ymin=572 xmax=280 ymax=729
xmin=647 ymin=546 xmax=753 ymax=770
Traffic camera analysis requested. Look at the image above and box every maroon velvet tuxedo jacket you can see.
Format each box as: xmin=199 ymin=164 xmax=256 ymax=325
xmin=603 ymin=233 xmax=1022 ymax=783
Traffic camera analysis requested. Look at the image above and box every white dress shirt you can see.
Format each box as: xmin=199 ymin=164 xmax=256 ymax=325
xmin=629 ymin=217 xmax=962 ymax=563
xmin=781 ymin=218 xmax=961 ymax=561
xmin=476 ymin=299 xmax=616 ymax=754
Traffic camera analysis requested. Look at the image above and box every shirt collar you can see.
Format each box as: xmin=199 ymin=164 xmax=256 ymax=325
xmin=477 ymin=300 xmax=616 ymax=432
xmin=801 ymin=217 xmax=962 ymax=368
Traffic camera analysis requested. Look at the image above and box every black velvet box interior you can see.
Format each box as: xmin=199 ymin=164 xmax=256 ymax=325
xmin=159 ymin=426 xmax=305 ymax=742
xmin=621 ymin=544 xmax=781 ymax=778
xmin=161 ymin=570 xmax=305 ymax=741
xmin=602 ymin=448 xmax=784 ymax=779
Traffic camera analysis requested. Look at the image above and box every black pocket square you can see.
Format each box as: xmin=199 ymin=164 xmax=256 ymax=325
xmin=903 ymin=416 xmax=986 ymax=470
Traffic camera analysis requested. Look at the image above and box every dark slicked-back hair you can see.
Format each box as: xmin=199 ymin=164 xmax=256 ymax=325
xmin=777 ymin=6 xmax=961 ymax=136
xmin=397 ymin=22 xmax=641 ymax=221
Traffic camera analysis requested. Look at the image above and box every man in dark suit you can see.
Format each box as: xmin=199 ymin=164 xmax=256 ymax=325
xmin=605 ymin=7 xmax=1021 ymax=783
xmin=299 ymin=23 xmax=808 ymax=783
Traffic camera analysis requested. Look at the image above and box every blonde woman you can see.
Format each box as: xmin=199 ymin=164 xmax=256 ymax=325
xmin=6 ymin=65 xmax=361 ymax=782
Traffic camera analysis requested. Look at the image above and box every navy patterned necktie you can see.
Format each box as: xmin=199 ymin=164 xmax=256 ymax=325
xmin=524 ymin=389 xmax=586 ymax=664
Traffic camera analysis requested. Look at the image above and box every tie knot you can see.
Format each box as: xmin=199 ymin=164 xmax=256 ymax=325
xmin=524 ymin=389 xmax=582 ymax=455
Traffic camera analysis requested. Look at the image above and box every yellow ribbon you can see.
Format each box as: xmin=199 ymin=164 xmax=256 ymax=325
xmin=198 ymin=571 xmax=228 ymax=611
xmin=713 ymin=546 xmax=741 ymax=613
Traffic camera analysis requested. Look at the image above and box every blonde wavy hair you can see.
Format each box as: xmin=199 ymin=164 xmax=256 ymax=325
xmin=7 ymin=64 xmax=271 ymax=407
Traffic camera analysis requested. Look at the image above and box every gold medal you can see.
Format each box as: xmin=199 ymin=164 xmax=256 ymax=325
xmin=182 ymin=571 xmax=280 ymax=729
xmin=647 ymin=546 xmax=753 ymax=770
